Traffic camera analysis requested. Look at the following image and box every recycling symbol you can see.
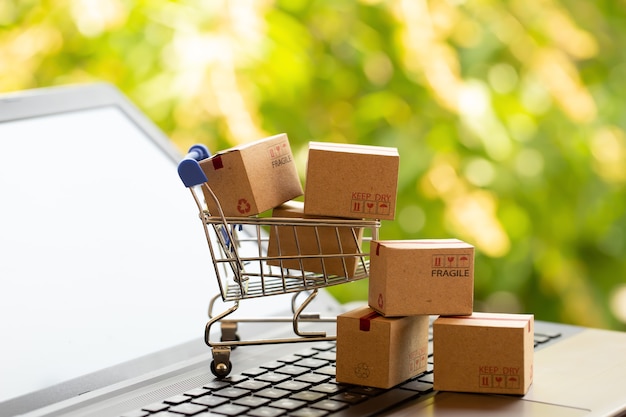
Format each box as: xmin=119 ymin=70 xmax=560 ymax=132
xmin=354 ymin=363 xmax=370 ymax=379
xmin=237 ymin=198 xmax=251 ymax=214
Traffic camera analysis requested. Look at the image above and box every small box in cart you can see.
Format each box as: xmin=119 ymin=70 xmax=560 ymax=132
xmin=368 ymin=239 xmax=474 ymax=317
xmin=199 ymin=133 xmax=303 ymax=217
xmin=266 ymin=201 xmax=364 ymax=277
xmin=336 ymin=306 xmax=429 ymax=389
xmin=433 ymin=312 xmax=534 ymax=395
xmin=304 ymin=142 xmax=399 ymax=220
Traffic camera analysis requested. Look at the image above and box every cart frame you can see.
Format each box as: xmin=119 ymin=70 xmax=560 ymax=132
xmin=178 ymin=145 xmax=380 ymax=377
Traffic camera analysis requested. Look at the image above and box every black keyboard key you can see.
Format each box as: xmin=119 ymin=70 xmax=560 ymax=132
xmin=330 ymin=392 xmax=369 ymax=404
xmin=294 ymin=348 xmax=319 ymax=357
xmin=348 ymin=386 xmax=386 ymax=396
xmin=213 ymin=386 xmax=251 ymax=399
xmin=418 ymin=373 xmax=434 ymax=383
xmin=232 ymin=396 xmax=271 ymax=408
xmin=295 ymin=373 xmax=330 ymax=384
xmin=310 ymin=382 xmax=345 ymax=395
xmin=235 ymin=379 xmax=271 ymax=391
xmin=330 ymin=389 xmax=420 ymax=417
xmin=311 ymin=341 xmax=336 ymax=351
xmin=211 ymin=403 xmax=250 ymax=416
xmin=313 ymin=366 xmax=336 ymax=377
xmin=255 ymin=387 xmax=291 ymax=400
xmin=191 ymin=394 xmax=228 ymax=408
xmin=289 ymin=409 xmax=329 ymax=417
xmin=270 ymin=398 xmax=307 ymax=411
xmin=183 ymin=387 xmax=210 ymax=398
xmin=401 ymin=380 xmax=433 ymax=393
xmin=312 ymin=351 xmax=336 ymax=361
xmin=256 ymin=372 xmax=291 ymax=384
xmin=274 ymin=380 xmax=311 ymax=392
xmin=220 ymin=374 xmax=248 ymax=384
xmin=290 ymin=391 xmax=326 ymax=403
xmin=242 ymin=367 xmax=269 ymax=377
xmin=311 ymin=399 xmax=348 ymax=412
xmin=167 ymin=403 xmax=207 ymax=416
xmin=247 ymin=406 xmax=286 ymax=417
xmin=275 ymin=364 xmax=310 ymax=376
xmin=277 ymin=354 xmax=301 ymax=364
xmin=261 ymin=361 xmax=285 ymax=370
xmin=535 ymin=331 xmax=561 ymax=339
xmin=294 ymin=358 xmax=328 ymax=369
xmin=142 ymin=402 xmax=169 ymax=413
xmin=203 ymin=380 xmax=230 ymax=390
xmin=163 ymin=394 xmax=190 ymax=405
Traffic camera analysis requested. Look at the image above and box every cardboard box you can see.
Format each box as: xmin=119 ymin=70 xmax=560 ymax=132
xmin=304 ymin=142 xmax=399 ymax=220
xmin=266 ymin=201 xmax=364 ymax=277
xmin=433 ymin=312 xmax=534 ymax=395
xmin=199 ymin=134 xmax=303 ymax=217
xmin=368 ymin=239 xmax=474 ymax=317
xmin=336 ymin=306 xmax=429 ymax=389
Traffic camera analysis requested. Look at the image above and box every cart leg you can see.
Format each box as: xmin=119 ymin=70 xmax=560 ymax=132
xmin=210 ymin=346 xmax=233 ymax=378
xmin=220 ymin=320 xmax=239 ymax=343
xmin=293 ymin=289 xmax=327 ymax=338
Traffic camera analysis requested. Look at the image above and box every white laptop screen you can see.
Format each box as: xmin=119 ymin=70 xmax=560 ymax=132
xmin=0 ymin=105 xmax=216 ymax=403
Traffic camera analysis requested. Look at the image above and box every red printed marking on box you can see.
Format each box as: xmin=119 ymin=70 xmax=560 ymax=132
xmin=212 ymin=156 xmax=223 ymax=170
xmin=359 ymin=311 xmax=380 ymax=331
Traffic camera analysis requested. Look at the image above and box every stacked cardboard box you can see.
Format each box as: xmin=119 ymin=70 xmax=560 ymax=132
xmin=368 ymin=239 xmax=474 ymax=317
xmin=337 ymin=236 xmax=534 ymax=394
xmin=433 ymin=313 xmax=534 ymax=395
xmin=304 ymin=142 xmax=399 ymax=220
xmin=198 ymin=133 xmax=303 ymax=217
xmin=336 ymin=306 xmax=429 ymax=389
xmin=266 ymin=201 xmax=364 ymax=277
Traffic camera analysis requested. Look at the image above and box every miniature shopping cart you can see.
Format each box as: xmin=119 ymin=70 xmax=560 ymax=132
xmin=177 ymin=144 xmax=380 ymax=377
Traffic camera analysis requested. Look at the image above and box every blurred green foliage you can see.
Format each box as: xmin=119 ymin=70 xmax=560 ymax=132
xmin=2 ymin=0 xmax=625 ymax=330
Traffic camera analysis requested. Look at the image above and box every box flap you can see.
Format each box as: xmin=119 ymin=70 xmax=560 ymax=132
xmin=309 ymin=141 xmax=399 ymax=156
xmin=375 ymin=239 xmax=473 ymax=250
xmin=436 ymin=312 xmax=533 ymax=329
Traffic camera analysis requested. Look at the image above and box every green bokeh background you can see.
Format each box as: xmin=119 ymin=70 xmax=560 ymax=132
xmin=2 ymin=0 xmax=626 ymax=330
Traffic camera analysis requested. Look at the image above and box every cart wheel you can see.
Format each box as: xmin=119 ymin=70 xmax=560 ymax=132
xmin=211 ymin=359 xmax=232 ymax=378
xmin=211 ymin=346 xmax=232 ymax=378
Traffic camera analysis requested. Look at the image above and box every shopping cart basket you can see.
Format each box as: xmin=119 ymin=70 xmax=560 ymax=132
xmin=178 ymin=144 xmax=380 ymax=377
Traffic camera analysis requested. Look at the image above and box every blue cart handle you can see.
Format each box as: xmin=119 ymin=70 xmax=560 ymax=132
xmin=178 ymin=144 xmax=211 ymax=187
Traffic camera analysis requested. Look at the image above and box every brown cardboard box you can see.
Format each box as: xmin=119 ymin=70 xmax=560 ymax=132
xmin=433 ymin=312 xmax=534 ymax=395
xmin=368 ymin=239 xmax=474 ymax=317
xmin=336 ymin=306 xmax=429 ymax=389
xmin=199 ymin=134 xmax=303 ymax=217
xmin=304 ymin=142 xmax=399 ymax=220
xmin=266 ymin=201 xmax=364 ymax=277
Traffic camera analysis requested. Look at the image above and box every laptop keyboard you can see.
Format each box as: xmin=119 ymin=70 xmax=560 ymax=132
xmin=120 ymin=330 xmax=562 ymax=417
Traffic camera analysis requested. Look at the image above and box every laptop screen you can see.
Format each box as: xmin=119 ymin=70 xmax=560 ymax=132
xmin=0 ymin=103 xmax=216 ymax=403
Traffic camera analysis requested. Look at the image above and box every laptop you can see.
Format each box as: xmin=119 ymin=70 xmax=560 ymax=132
xmin=0 ymin=83 xmax=624 ymax=417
